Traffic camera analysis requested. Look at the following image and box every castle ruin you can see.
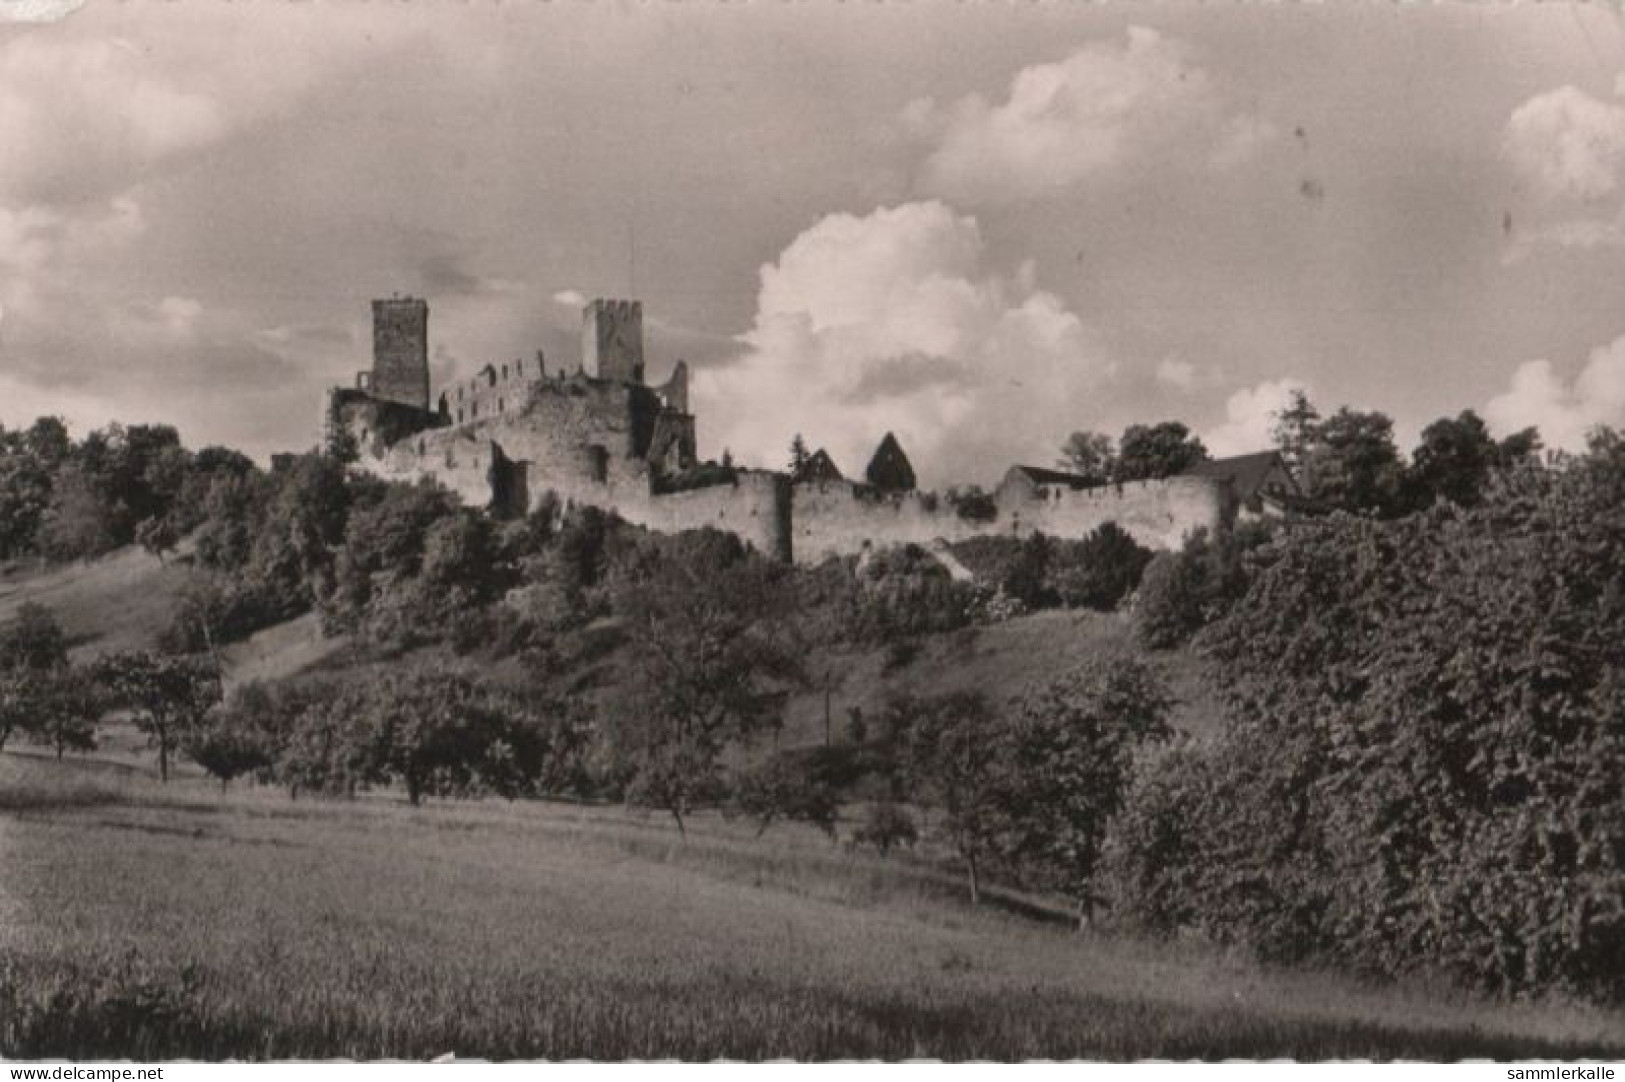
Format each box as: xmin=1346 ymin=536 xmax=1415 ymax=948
xmin=326 ymin=295 xmax=1252 ymax=564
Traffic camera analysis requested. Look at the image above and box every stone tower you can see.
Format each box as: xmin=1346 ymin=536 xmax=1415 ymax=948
xmin=582 ymin=299 xmax=645 ymax=384
xmin=370 ymin=297 xmax=430 ymax=411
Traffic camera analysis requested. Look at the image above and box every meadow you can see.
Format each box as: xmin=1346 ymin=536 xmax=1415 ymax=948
xmin=3 ymin=752 xmax=1623 ymax=1062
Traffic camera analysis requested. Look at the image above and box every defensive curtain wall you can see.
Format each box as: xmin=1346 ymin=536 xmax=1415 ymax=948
xmin=789 ymin=473 xmax=1230 ymax=567
xmin=327 ymin=295 xmax=1235 ymax=566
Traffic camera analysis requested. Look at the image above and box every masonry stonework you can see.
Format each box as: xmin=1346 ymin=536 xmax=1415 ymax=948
xmin=328 ymin=294 xmax=1246 ymax=566
xmin=366 ymin=297 xmax=431 ymax=411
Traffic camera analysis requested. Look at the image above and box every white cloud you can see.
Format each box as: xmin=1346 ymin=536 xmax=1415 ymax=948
xmin=0 ymin=39 xmax=226 ymax=205
xmin=552 ymin=289 xmax=587 ymax=309
xmin=697 ymin=201 xmax=1111 ymax=485
xmin=1503 ymin=83 xmax=1625 ymax=203
xmin=158 ymin=295 xmax=203 ymax=336
xmin=1484 ymin=338 xmax=1625 ymax=450
xmin=1203 ymin=377 xmax=1306 ymax=457
xmin=1211 ymin=114 xmax=1280 ymax=171
xmin=909 ymin=27 xmax=1270 ymax=206
xmin=1155 ymin=356 xmax=1201 ymax=392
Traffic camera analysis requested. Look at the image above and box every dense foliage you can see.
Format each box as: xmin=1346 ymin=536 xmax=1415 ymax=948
xmin=1107 ymin=439 xmax=1625 ymax=999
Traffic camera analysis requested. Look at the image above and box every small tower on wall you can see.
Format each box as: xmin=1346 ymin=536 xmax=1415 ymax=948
xmin=865 ymin=432 xmax=917 ymax=493
xmin=370 ymin=296 xmax=431 ymax=411
xmin=582 ymin=299 xmax=645 ymax=385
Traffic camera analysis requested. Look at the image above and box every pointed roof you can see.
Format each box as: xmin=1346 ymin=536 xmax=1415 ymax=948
xmin=864 ymin=432 xmax=917 ymax=492
xmin=792 ymin=447 xmax=844 ymax=485
xmin=1184 ymin=451 xmax=1299 ymax=501
xmin=1006 ymin=465 xmax=1097 ymax=490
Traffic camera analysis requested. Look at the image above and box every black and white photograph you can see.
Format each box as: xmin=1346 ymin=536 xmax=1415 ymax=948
xmin=0 ymin=0 xmax=1623 ymax=1064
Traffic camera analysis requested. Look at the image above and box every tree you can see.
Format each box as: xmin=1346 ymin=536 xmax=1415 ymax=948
xmin=729 ymin=747 xmax=843 ymax=839
xmin=892 ymin=690 xmax=1006 ymax=903
xmin=352 ymin=667 xmax=549 ymax=806
xmin=1001 ymin=658 xmax=1172 ymax=927
xmin=180 ymin=715 xmax=271 ymax=791
xmin=1269 ymin=389 xmax=1321 ymax=474
xmin=0 ymin=603 xmax=69 ymax=673
xmin=1049 ymin=522 xmax=1155 ymax=611
xmin=1408 ymin=411 xmax=1545 ymax=510
xmin=788 ymin=433 xmax=810 ymax=474
xmin=1406 ymin=410 xmax=1498 ymax=509
xmin=135 ymin=515 xmax=181 ymax=564
xmin=1297 ymin=406 xmax=1404 ymax=516
xmin=1111 ymin=441 xmax=1625 ymax=998
xmin=27 ymin=669 xmax=102 ymax=759
xmin=1057 ymin=430 xmax=1116 ymax=484
xmin=95 ymin=652 xmax=221 ymax=782
xmin=1115 ymin=422 xmax=1208 ymax=482
xmin=606 ymin=530 xmax=803 ymax=834
xmin=0 ymin=604 xmax=74 ymax=754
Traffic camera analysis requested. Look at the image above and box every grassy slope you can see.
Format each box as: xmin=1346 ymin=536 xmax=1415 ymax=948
xmin=0 ymin=547 xmax=194 ymax=661
xmin=2 ymin=755 xmax=1622 ymax=1061
xmin=777 ymin=609 xmax=1222 ymax=749
xmin=0 ymin=546 xmax=347 ymax=684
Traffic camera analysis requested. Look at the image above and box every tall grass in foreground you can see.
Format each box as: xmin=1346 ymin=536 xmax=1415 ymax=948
xmin=6 ymin=948 xmax=1620 ymax=1061
xmin=3 ymin=756 xmax=1623 ymax=1061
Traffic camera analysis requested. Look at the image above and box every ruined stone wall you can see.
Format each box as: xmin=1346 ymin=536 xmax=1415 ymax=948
xmin=790 ymin=475 xmax=1229 ymax=566
xmin=623 ymin=470 xmax=792 ymax=563
xmin=439 ymin=357 xmax=545 ymax=426
xmin=327 ymin=389 xmax=442 ymax=460
xmin=347 ymin=422 xmax=503 ymax=509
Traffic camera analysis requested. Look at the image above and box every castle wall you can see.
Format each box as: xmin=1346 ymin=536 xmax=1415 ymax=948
xmin=1001 ymin=475 xmax=1232 ymax=550
xmin=361 ymin=425 xmax=503 ymax=509
xmin=439 ymin=357 xmax=545 ymax=426
xmin=624 ymin=471 xmax=792 ymax=563
xmin=789 ymin=475 xmax=1229 ymax=566
xmin=326 ymin=389 xmax=441 ymax=460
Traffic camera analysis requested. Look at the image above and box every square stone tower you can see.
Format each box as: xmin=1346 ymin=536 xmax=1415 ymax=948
xmin=581 ymin=298 xmax=644 ymax=384
xmin=371 ymin=297 xmax=430 ymax=411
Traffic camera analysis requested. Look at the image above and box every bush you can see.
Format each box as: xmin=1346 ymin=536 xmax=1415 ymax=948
xmin=1107 ymin=447 xmax=1625 ymax=1000
xmin=851 ymin=801 xmax=918 ymax=854
xmin=1049 ymin=522 xmax=1154 ymax=611
xmin=729 ymin=748 xmax=844 ymax=838
xmin=1135 ymin=523 xmax=1270 ymax=649
xmin=945 ymin=486 xmax=997 ymax=523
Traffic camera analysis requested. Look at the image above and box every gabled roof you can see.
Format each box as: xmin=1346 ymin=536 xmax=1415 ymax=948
xmin=865 ymin=432 xmax=917 ymax=492
xmin=792 ymin=447 xmax=844 ymax=484
xmin=1184 ymin=451 xmax=1298 ymax=499
xmin=1006 ymin=465 xmax=1098 ymax=490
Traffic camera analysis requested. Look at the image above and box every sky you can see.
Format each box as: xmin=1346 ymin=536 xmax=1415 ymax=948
xmin=4 ymin=1 xmax=1625 ymax=486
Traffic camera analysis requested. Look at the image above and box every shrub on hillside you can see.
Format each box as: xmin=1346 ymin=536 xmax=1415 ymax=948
xmin=728 ymin=747 xmax=846 ymax=838
xmin=1135 ymin=523 xmax=1271 ymax=649
xmin=1106 ymin=441 xmax=1625 ymax=1000
xmin=1049 ymin=522 xmax=1155 ymax=611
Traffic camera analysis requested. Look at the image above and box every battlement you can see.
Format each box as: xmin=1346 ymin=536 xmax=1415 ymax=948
xmin=582 ymin=298 xmax=644 ymax=384
xmin=328 ymin=292 xmax=1243 ymax=567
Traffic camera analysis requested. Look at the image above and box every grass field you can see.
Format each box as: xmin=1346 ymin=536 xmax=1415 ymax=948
xmin=3 ymin=754 xmax=1622 ymax=1062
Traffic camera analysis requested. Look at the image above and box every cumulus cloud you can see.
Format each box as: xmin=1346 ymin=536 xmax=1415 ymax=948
xmin=1203 ymin=377 xmax=1306 ymax=458
xmin=1155 ymin=356 xmax=1201 ymax=392
xmin=908 ymin=27 xmax=1272 ymax=205
xmin=696 ymin=201 xmax=1111 ymax=485
xmin=1484 ymin=338 xmax=1625 ymax=451
xmin=1503 ymin=84 xmax=1625 ymax=204
xmin=0 ymin=38 xmax=227 ymax=206
xmin=157 ymin=295 xmax=202 ymax=336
